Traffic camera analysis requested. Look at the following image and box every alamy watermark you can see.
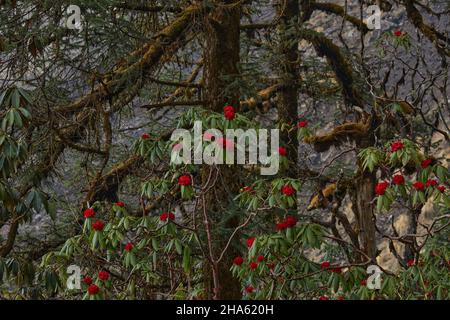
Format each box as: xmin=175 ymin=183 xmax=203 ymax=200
xmin=170 ymin=121 xmax=280 ymax=175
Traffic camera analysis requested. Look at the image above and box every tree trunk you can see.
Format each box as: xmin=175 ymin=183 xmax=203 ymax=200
xmin=277 ymin=0 xmax=299 ymax=125
xmin=277 ymin=0 xmax=300 ymax=204
xmin=202 ymin=0 xmax=242 ymax=300
xmin=354 ymin=169 xmax=377 ymax=260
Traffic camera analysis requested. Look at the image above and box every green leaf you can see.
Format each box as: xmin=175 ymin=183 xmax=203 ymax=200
xmin=182 ymin=246 xmax=191 ymax=274
xmin=175 ymin=239 xmax=183 ymax=255
xmin=11 ymin=89 xmax=20 ymax=108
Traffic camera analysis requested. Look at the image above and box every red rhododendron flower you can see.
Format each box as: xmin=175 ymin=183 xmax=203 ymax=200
xmin=249 ymin=262 xmax=258 ymax=270
xmin=178 ymin=175 xmax=191 ymax=186
xmin=98 ymin=271 xmax=109 ymax=281
xmin=245 ymin=286 xmax=255 ymax=293
xmin=407 ymin=259 xmax=415 ymax=267
xmin=83 ymin=276 xmax=93 ymax=285
xmin=233 ymin=256 xmax=244 ymax=266
xmin=224 ymin=105 xmax=234 ymax=113
xmin=87 ymin=284 xmax=99 ymax=295
xmin=393 ymin=30 xmax=402 ymax=37
xmin=426 ymin=179 xmax=438 ymax=187
xmin=320 ymin=261 xmax=330 ymax=270
xmin=413 ymin=181 xmax=425 ymax=191
xmin=360 ymin=279 xmax=367 ymax=286
xmin=247 ymin=237 xmax=255 ymax=248
xmin=278 ymin=147 xmax=287 ymax=157
xmin=390 ymin=140 xmax=404 ymax=152
xmin=421 ymin=159 xmax=432 ymax=168
xmin=83 ymin=208 xmax=95 ymax=219
xmin=124 ymin=242 xmax=134 ymax=252
xmin=285 ymin=216 xmax=297 ymax=228
xmin=276 ymin=222 xmax=288 ymax=231
xmin=392 ymin=174 xmax=405 ymax=185
xmin=331 ymin=267 xmax=342 ymax=273
xmin=257 ymin=255 xmax=264 ymax=262
xmin=319 ymin=296 xmax=329 ymax=300
xmin=224 ymin=105 xmax=235 ymax=120
xmin=141 ymin=133 xmax=150 ymax=140
xmin=92 ymin=220 xmax=105 ymax=231
xmin=115 ymin=201 xmax=125 ymax=207
xmin=437 ymin=185 xmax=446 ymax=193
xmin=298 ymin=120 xmax=308 ymax=128
xmin=242 ymin=186 xmax=253 ymax=193
xmin=281 ymin=184 xmax=295 ymax=196
xmin=375 ymin=181 xmax=389 ymax=196
xmin=160 ymin=212 xmax=175 ymax=221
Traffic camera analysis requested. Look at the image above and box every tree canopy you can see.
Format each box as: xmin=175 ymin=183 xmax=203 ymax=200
xmin=0 ymin=0 xmax=449 ymax=300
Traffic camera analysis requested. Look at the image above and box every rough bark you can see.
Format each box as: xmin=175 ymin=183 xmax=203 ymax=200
xmin=202 ymin=0 xmax=242 ymax=300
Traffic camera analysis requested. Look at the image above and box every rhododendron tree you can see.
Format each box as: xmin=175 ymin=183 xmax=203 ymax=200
xmin=0 ymin=0 xmax=449 ymax=301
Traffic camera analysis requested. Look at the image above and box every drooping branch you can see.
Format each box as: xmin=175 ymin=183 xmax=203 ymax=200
xmin=84 ymin=155 xmax=143 ymax=205
xmin=304 ymin=118 xmax=372 ymax=152
xmin=300 ymin=29 xmax=365 ymax=107
xmin=55 ymin=4 xmax=206 ymax=114
xmin=404 ymin=0 xmax=450 ymax=56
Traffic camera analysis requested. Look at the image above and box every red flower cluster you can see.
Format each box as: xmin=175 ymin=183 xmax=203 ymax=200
xmin=224 ymin=105 xmax=235 ymax=120
xmin=392 ymin=174 xmax=405 ymax=185
xmin=124 ymin=242 xmax=134 ymax=252
xmin=320 ymin=261 xmax=330 ymax=270
xmin=160 ymin=212 xmax=175 ymax=221
xmin=331 ymin=267 xmax=342 ymax=274
xmin=246 ymin=237 xmax=255 ymax=248
xmin=257 ymin=255 xmax=265 ymax=262
xmin=115 ymin=201 xmax=125 ymax=207
xmin=98 ymin=271 xmax=109 ymax=281
xmin=390 ymin=140 xmax=404 ymax=152
xmin=276 ymin=215 xmax=297 ymax=231
xmin=83 ymin=208 xmax=95 ymax=219
xmin=178 ymin=175 xmax=191 ymax=186
xmin=249 ymin=262 xmax=258 ymax=270
xmin=281 ymin=184 xmax=295 ymax=196
xmin=298 ymin=120 xmax=308 ymax=128
xmin=83 ymin=276 xmax=93 ymax=285
xmin=141 ymin=133 xmax=150 ymax=140
xmin=393 ymin=30 xmax=402 ymax=37
xmin=426 ymin=179 xmax=438 ymax=187
xmin=92 ymin=220 xmax=105 ymax=231
xmin=412 ymin=181 xmax=425 ymax=191
xmin=407 ymin=259 xmax=415 ymax=267
xmin=245 ymin=286 xmax=255 ymax=293
xmin=375 ymin=181 xmax=389 ymax=195
xmin=437 ymin=185 xmax=446 ymax=193
xmin=88 ymin=284 xmax=99 ymax=295
xmin=319 ymin=296 xmax=329 ymax=300
xmin=241 ymin=186 xmax=253 ymax=193
xmin=233 ymin=256 xmax=244 ymax=266
xmin=421 ymin=159 xmax=432 ymax=168
xmin=360 ymin=279 xmax=367 ymax=286
xmin=278 ymin=147 xmax=287 ymax=157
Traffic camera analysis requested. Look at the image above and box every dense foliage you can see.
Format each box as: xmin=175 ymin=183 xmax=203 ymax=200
xmin=0 ymin=0 xmax=449 ymax=300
